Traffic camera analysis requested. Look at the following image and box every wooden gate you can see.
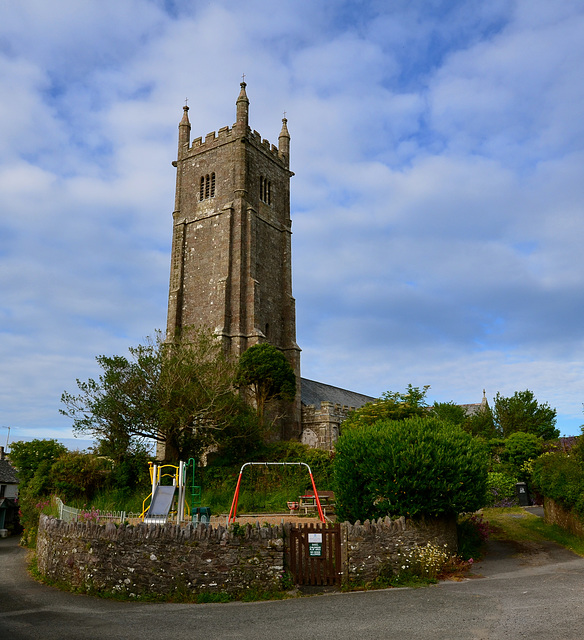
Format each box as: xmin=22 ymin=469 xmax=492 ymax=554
xmin=288 ymin=523 xmax=342 ymax=586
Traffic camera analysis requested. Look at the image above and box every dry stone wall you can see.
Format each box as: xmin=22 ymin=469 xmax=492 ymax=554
xmin=36 ymin=515 xmax=284 ymax=598
xmin=344 ymin=515 xmax=458 ymax=583
xmin=36 ymin=513 xmax=458 ymax=595
xmin=544 ymin=497 xmax=584 ymax=538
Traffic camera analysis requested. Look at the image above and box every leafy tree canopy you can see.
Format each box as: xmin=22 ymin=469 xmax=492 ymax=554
xmin=8 ymin=439 xmax=67 ymax=485
xmin=463 ymin=405 xmax=499 ymax=439
xmin=431 ymin=401 xmax=467 ymax=427
xmin=500 ymin=431 xmax=544 ymax=478
xmin=61 ymin=327 xmax=257 ymax=462
xmin=493 ymin=390 xmax=559 ymax=440
xmin=235 ymin=343 xmax=296 ymax=426
xmin=342 ymin=384 xmax=430 ymax=429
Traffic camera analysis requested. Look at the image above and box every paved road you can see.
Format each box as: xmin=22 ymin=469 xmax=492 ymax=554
xmin=2 ymin=533 xmax=584 ymax=640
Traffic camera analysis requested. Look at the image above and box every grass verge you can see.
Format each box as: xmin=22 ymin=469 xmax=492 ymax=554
xmin=483 ymin=507 xmax=584 ymax=556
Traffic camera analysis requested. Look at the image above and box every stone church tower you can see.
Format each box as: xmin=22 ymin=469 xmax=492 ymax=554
xmin=166 ymin=82 xmax=301 ymax=438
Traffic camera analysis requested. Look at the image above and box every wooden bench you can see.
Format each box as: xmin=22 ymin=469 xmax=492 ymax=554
xmin=299 ymin=491 xmax=335 ymax=515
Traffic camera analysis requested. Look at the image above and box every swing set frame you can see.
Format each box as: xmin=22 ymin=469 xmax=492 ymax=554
xmin=227 ymin=462 xmax=326 ymax=523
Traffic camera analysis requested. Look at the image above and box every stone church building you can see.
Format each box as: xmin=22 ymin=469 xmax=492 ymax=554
xmin=165 ymin=82 xmax=373 ymax=452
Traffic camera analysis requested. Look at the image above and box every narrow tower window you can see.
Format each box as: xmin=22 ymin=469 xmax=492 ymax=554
xmin=260 ymin=176 xmax=272 ymax=204
xmin=199 ymin=173 xmax=216 ymax=200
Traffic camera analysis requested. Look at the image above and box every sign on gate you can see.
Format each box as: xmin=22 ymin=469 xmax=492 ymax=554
xmin=308 ymin=532 xmax=323 ymax=557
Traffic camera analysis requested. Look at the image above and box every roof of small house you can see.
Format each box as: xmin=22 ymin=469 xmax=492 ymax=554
xmin=0 ymin=460 xmax=18 ymax=485
xmin=0 ymin=448 xmax=19 ymax=484
xmin=300 ymin=378 xmax=375 ymax=409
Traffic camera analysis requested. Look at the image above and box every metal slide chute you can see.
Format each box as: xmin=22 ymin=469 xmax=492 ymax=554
xmin=143 ymin=484 xmax=176 ymax=524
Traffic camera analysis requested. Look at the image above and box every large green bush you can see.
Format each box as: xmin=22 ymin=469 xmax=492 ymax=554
xmin=500 ymin=432 xmax=543 ymax=478
xmin=49 ymin=451 xmax=112 ymax=501
xmin=333 ymin=416 xmax=489 ymax=522
xmin=531 ymin=451 xmax=584 ymax=518
xmin=485 ymin=471 xmax=519 ymax=507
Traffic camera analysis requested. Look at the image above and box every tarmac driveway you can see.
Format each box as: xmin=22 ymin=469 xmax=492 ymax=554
xmin=1 ymin=528 xmax=584 ymax=640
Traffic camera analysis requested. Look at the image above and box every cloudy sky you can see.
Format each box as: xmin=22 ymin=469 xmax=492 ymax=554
xmin=2 ymin=0 xmax=584 ymax=448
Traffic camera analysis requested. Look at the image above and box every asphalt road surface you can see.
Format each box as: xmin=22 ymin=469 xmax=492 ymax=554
xmin=2 ymin=532 xmax=584 ymax=640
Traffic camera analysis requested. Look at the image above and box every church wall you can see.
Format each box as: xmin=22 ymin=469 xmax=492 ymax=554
xmin=301 ymin=402 xmax=357 ymax=451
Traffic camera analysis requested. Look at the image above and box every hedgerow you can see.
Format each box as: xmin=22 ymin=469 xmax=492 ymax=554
xmin=333 ymin=416 xmax=489 ymax=522
xmin=531 ymin=451 xmax=584 ymax=518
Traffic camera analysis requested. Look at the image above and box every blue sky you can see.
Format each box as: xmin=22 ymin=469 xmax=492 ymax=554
xmin=2 ymin=0 xmax=584 ymax=448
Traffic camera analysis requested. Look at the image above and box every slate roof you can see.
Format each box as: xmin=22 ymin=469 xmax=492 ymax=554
xmin=459 ymin=390 xmax=489 ymax=417
xmin=301 ymin=378 xmax=375 ymax=409
xmin=0 ymin=457 xmax=19 ymax=484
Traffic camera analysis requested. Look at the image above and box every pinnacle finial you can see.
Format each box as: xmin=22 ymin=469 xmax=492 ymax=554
xmin=236 ymin=78 xmax=249 ymax=128
xmin=279 ymin=115 xmax=290 ymax=138
xmin=279 ymin=114 xmax=290 ymax=161
xmin=180 ymin=102 xmax=190 ymax=126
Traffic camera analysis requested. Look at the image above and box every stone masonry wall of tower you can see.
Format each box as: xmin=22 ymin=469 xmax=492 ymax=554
xmin=166 ymin=83 xmax=301 ymax=439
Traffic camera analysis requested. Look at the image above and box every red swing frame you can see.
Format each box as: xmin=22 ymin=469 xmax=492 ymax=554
xmin=228 ymin=462 xmax=326 ymax=523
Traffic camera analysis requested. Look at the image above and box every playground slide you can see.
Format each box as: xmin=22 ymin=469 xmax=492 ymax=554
xmin=143 ymin=485 xmax=175 ymax=524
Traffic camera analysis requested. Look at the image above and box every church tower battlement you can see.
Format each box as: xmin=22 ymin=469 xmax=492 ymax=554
xmin=166 ymin=82 xmax=301 ymax=438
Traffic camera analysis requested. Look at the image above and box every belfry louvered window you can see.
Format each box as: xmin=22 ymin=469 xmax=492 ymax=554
xmin=199 ymin=173 xmax=216 ymax=201
xmin=260 ymin=176 xmax=271 ymax=204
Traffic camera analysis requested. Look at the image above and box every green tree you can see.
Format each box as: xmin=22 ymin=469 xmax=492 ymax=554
xmin=48 ymin=451 xmax=112 ymax=501
xmin=342 ymin=384 xmax=430 ymax=429
xmin=61 ymin=327 xmax=254 ymax=461
xmin=493 ymin=390 xmax=558 ymax=440
xmin=431 ymin=401 xmax=467 ymax=427
xmin=463 ymin=405 xmax=498 ymax=439
xmin=501 ymin=431 xmax=544 ymax=478
xmin=8 ymin=439 xmax=67 ymax=485
xmin=235 ymin=343 xmax=296 ymax=427
xmin=333 ymin=416 xmax=488 ymax=522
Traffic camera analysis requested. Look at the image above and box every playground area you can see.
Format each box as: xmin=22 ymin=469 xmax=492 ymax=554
xmin=139 ymin=460 xmax=335 ymax=527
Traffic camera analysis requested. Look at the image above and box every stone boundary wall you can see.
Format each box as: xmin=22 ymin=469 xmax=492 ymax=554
xmin=36 ymin=514 xmax=458 ymax=596
xmin=36 ymin=515 xmax=284 ymax=598
xmin=544 ymin=497 xmax=584 ymax=538
xmin=344 ymin=515 xmax=458 ymax=583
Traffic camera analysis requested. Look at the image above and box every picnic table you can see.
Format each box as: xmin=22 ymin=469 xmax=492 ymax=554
xmin=298 ymin=491 xmax=335 ymax=515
